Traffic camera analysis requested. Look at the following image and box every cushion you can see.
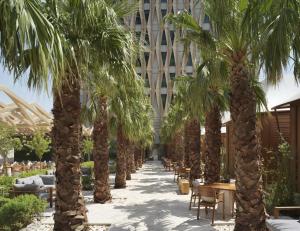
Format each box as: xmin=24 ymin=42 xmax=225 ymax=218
xmin=201 ymin=196 xmax=215 ymax=203
xmin=38 ymin=192 xmax=49 ymax=200
xmin=13 ymin=184 xmax=40 ymax=193
xmin=16 ymin=176 xmax=43 ymax=185
xmin=40 ymin=175 xmax=55 ymax=185
xmin=266 ymin=219 xmax=300 ymax=231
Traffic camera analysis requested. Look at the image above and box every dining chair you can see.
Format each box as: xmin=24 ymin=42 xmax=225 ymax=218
xmin=197 ymin=186 xmax=225 ymax=225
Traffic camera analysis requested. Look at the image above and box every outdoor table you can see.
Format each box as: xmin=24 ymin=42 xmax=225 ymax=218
xmin=200 ymin=183 xmax=236 ymax=217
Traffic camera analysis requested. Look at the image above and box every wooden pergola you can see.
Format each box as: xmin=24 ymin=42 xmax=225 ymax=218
xmin=0 ymin=85 xmax=92 ymax=135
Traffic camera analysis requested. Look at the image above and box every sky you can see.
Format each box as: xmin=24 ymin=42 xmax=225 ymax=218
xmin=0 ymin=64 xmax=53 ymax=112
xmin=1 ymin=64 xmax=300 ymax=115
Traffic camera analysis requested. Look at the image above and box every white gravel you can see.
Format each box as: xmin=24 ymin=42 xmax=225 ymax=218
xmin=23 ymin=161 xmax=234 ymax=231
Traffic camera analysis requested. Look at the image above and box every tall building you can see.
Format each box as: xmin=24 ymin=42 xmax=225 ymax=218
xmin=126 ymin=0 xmax=209 ymax=152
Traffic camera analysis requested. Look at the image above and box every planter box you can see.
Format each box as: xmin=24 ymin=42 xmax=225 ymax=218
xmin=179 ymin=179 xmax=189 ymax=194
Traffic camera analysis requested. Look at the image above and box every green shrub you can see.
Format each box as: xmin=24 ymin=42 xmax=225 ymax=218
xmin=265 ymin=136 xmax=294 ymax=213
xmin=0 ymin=176 xmax=15 ymax=190
xmin=81 ymin=161 xmax=94 ymax=168
xmin=109 ymin=162 xmax=116 ymax=174
xmin=17 ymin=169 xmax=48 ymax=178
xmin=82 ymin=175 xmax=93 ymax=190
xmin=0 ymin=196 xmax=10 ymax=207
xmin=0 ymin=195 xmax=46 ymax=231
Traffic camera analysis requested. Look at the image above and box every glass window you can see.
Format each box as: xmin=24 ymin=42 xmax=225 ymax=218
xmin=187 ymin=53 xmax=193 ymax=66
xmin=161 ymin=94 xmax=167 ymax=109
xmin=204 ymin=14 xmax=210 ymax=23
xmin=144 ymin=33 xmax=150 ymax=45
xmin=161 ymin=31 xmax=167 ymax=45
xmin=170 ymin=52 xmax=176 ymax=66
xmin=135 ymin=12 xmax=141 ymax=25
xmin=161 ymin=9 xmax=167 ymax=18
xmin=161 ymin=74 xmax=167 ymax=88
xmin=144 ymin=52 xmax=150 ymax=65
xmin=144 ymin=73 xmax=150 ymax=88
xmin=170 ymin=31 xmax=175 ymax=44
xmin=161 ymin=52 xmax=167 ymax=65
xmin=170 ymin=73 xmax=176 ymax=81
xmin=144 ymin=10 xmax=150 ymax=22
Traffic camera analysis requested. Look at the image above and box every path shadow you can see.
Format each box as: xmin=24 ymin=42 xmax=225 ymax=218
xmin=109 ymin=198 xmax=228 ymax=231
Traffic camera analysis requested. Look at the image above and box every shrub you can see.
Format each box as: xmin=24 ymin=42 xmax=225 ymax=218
xmin=0 ymin=176 xmax=15 ymax=190
xmin=0 ymin=195 xmax=46 ymax=231
xmin=82 ymin=175 xmax=93 ymax=191
xmin=18 ymin=169 xmax=48 ymax=178
xmin=81 ymin=161 xmax=94 ymax=169
xmin=265 ymin=136 xmax=294 ymax=213
xmin=0 ymin=196 xmax=10 ymax=207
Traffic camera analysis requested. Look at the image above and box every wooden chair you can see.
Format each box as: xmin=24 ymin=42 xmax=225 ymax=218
xmin=197 ymin=186 xmax=225 ymax=225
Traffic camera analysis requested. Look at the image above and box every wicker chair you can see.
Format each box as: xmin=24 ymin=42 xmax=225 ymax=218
xmin=196 ymin=186 xmax=225 ymax=225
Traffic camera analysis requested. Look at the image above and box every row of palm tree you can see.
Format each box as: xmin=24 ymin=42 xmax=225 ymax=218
xmin=162 ymin=0 xmax=300 ymax=230
xmin=0 ymin=0 xmax=153 ymax=230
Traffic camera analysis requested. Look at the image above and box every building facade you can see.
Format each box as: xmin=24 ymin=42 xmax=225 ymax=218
xmin=126 ymin=0 xmax=208 ymax=149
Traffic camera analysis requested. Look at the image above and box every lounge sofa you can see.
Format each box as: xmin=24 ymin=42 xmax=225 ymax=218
xmin=266 ymin=206 xmax=300 ymax=231
xmin=12 ymin=175 xmax=55 ymax=207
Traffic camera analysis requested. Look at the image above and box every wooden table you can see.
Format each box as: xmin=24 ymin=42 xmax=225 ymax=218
xmin=201 ymin=183 xmax=236 ymax=217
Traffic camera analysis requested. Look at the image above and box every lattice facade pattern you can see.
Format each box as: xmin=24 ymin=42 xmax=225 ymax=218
xmin=126 ymin=0 xmax=208 ymax=144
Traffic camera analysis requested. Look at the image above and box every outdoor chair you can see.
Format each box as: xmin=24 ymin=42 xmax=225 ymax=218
xmin=196 ymin=186 xmax=225 ymax=225
xmin=177 ymin=167 xmax=190 ymax=182
xmin=11 ymin=175 xmax=56 ymax=207
xmin=189 ymin=179 xmax=203 ymax=210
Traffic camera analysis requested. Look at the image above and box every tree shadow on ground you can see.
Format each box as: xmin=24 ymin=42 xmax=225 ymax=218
xmin=109 ymin=198 xmax=229 ymax=231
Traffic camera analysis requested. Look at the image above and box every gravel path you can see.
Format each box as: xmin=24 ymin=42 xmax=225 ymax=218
xmin=24 ymin=161 xmax=234 ymax=231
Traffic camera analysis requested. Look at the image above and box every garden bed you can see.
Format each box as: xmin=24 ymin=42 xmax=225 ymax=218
xmin=21 ymin=222 xmax=110 ymax=231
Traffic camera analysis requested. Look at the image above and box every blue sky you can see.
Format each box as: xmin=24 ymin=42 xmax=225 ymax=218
xmin=0 ymin=64 xmax=53 ymax=112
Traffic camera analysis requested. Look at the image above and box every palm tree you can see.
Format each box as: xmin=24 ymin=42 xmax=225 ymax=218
xmin=47 ymin=1 xmax=137 ymax=229
xmin=0 ymin=0 xmax=63 ymax=83
xmin=112 ymin=75 xmax=153 ymax=188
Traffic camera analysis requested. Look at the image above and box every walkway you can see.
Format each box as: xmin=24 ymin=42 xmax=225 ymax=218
xmin=43 ymin=161 xmax=234 ymax=230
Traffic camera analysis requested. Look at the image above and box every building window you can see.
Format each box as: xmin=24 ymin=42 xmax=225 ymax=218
xmin=170 ymin=31 xmax=175 ymax=44
xmin=145 ymin=33 xmax=150 ymax=45
xmin=161 ymin=31 xmax=167 ymax=45
xmin=144 ymin=10 xmax=150 ymax=22
xmin=204 ymin=14 xmax=210 ymax=23
xmin=161 ymin=0 xmax=167 ymax=3
xmin=161 ymin=9 xmax=167 ymax=18
xmin=161 ymin=94 xmax=167 ymax=109
xmin=144 ymin=52 xmax=150 ymax=65
xmin=161 ymin=74 xmax=167 ymax=88
xmin=170 ymin=52 xmax=176 ymax=66
xmin=187 ymin=53 xmax=193 ymax=66
xmin=144 ymin=0 xmax=150 ymax=3
xmin=170 ymin=73 xmax=176 ymax=81
xmin=161 ymin=52 xmax=167 ymax=65
xmin=135 ymin=12 xmax=141 ymax=25
xmin=145 ymin=73 xmax=150 ymax=88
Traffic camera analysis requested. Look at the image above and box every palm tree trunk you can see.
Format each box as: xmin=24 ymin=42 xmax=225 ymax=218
xmin=126 ymin=139 xmax=132 ymax=180
xmin=52 ymin=77 xmax=87 ymax=231
xmin=204 ymin=106 xmax=221 ymax=184
xmin=184 ymin=123 xmax=191 ymax=168
xmin=175 ymin=131 xmax=184 ymax=164
xmin=134 ymin=145 xmax=140 ymax=170
xmin=130 ymin=143 xmax=136 ymax=173
xmin=187 ymin=119 xmax=201 ymax=181
xmin=93 ymin=96 xmax=111 ymax=203
xmin=115 ymin=124 xmax=126 ymax=188
xmin=230 ymin=50 xmax=266 ymax=230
